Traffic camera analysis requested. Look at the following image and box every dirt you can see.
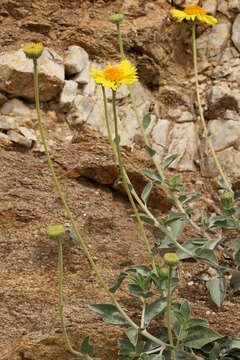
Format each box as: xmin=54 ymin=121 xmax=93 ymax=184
xmin=0 ymin=1 xmax=240 ymax=359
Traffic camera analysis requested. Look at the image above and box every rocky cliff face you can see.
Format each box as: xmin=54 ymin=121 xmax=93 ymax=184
xmin=0 ymin=0 xmax=239 ymax=184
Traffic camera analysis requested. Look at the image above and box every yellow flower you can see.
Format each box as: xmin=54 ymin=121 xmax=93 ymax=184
xmin=91 ymin=60 xmax=138 ymax=91
xmin=23 ymin=42 xmax=44 ymax=60
xmin=170 ymin=6 xmax=218 ymax=26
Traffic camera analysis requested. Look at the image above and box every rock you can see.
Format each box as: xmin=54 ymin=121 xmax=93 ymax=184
xmin=0 ymin=99 xmax=31 ymax=115
xmin=208 ymin=119 xmax=240 ymax=152
xmin=151 ymin=119 xmax=169 ymax=160
xmin=201 ymin=146 xmax=240 ymax=181
xmin=229 ymin=0 xmax=240 ymax=12
xmin=60 ymin=80 xmax=78 ymax=110
xmin=67 ymin=95 xmax=95 ymax=126
xmin=73 ymin=63 xmax=90 ymax=85
xmin=83 ymin=77 xmax=96 ymax=97
xmin=64 ymin=45 xmax=89 ymax=76
xmin=18 ymin=127 xmax=37 ymax=142
xmin=0 ymin=48 xmax=64 ymax=101
xmin=20 ymin=21 xmax=51 ymax=35
xmin=232 ymin=14 xmax=240 ymax=52
xmin=8 ymin=130 xmax=32 ymax=148
xmin=203 ymin=0 xmax=218 ymax=15
xmin=0 ymin=132 xmax=11 ymax=147
xmin=168 ymin=122 xmax=199 ymax=171
xmin=0 ymin=92 xmax=7 ymax=107
xmin=207 ymin=82 xmax=239 ymax=118
xmin=197 ymin=18 xmax=231 ymax=58
xmin=0 ymin=116 xmax=16 ymax=130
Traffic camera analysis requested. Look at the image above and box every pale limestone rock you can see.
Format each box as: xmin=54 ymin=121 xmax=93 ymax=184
xmin=64 ymin=45 xmax=89 ymax=76
xmin=83 ymin=77 xmax=96 ymax=97
xmin=0 ymin=133 xmax=11 ymax=147
xmin=18 ymin=127 xmax=37 ymax=142
xmin=0 ymin=99 xmax=31 ymax=115
xmin=232 ymin=14 xmax=240 ymax=53
xmin=8 ymin=130 xmax=32 ymax=148
xmin=151 ymin=119 xmax=169 ymax=160
xmin=203 ymin=0 xmax=218 ymax=15
xmin=168 ymin=122 xmax=198 ymax=171
xmin=178 ymin=111 xmax=194 ymax=123
xmin=229 ymin=0 xmax=240 ymax=12
xmin=105 ymin=84 xmax=129 ymax=101
xmin=217 ymin=0 xmax=229 ymax=16
xmin=197 ymin=18 xmax=231 ymax=59
xmin=73 ymin=63 xmax=90 ymax=85
xmin=208 ymin=82 xmax=232 ymax=105
xmin=170 ymin=107 xmax=193 ymax=122
xmin=0 ymin=48 xmax=64 ymax=101
xmin=60 ymin=80 xmax=78 ymax=109
xmin=201 ymin=146 xmax=240 ymax=180
xmin=67 ymin=95 xmax=95 ymax=126
xmin=0 ymin=116 xmax=16 ymax=130
xmin=208 ymin=119 xmax=240 ymax=152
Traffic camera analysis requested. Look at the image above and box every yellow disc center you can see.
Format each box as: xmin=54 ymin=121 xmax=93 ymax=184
xmin=104 ymin=67 xmax=124 ymax=81
xmin=184 ymin=6 xmax=206 ymax=15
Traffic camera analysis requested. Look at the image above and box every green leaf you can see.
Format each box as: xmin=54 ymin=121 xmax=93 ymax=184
xmin=170 ymin=218 xmax=188 ymax=241
xmin=163 ymin=212 xmax=187 ymax=226
xmin=138 ymin=213 xmax=155 ymax=226
xmin=180 ymin=300 xmax=191 ymax=321
xmin=125 ymin=327 xmax=138 ymax=347
xmin=195 ymin=248 xmax=218 ymax=265
xmin=141 ymin=168 xmax=163 ymax=183
xmin=126 ymin=284 xmax=153 ymax=298
xmin=81 ymin=336 xmax=94 ymax=356
xmin=145 ymin=145 xmax=156 ymax=158
xmin=144 ymin=298 xmax=167 ymax=327
xmin=142 ymin=113 xmax=152 ymax=130
xmin=178 ymin=193 xmax=201 ymax=205
xmin=126 ymin=265 xmax=152 ymax=276
xmin=235 ymin=250 xmax=240 ymax=265
xmin=163 ymin=154 xmax=178 ymax=169
xmin=186 ymin=318 xmax=208 ymax=329
xmin=88 ymin=304 xmax=127 ymax=325
xmin=208 ymin=275 xmax=226 ymax=307
xmin=141 ymin=182 xmax=153 ymax=203
xmin=184 ymin=325 xmax=222 ymax=349
xmin=208 ymin=216 xmax=237 ymax=229
xmin=110 ymin=271 xmax=128 ymax=293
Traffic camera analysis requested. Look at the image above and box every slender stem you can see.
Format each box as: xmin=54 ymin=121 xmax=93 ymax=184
xmin=33 ymin=59 xmax=172 ymax=351
xmin=192 ymin=23 xmax=231 ymax=192
xmin=167 ymin=266 xmax=175 ymax=360
xmin=141 ymin=298 xmax=146 ymax=329
xmin=107 ymin=88 xmax=157 ymax=273
xmin=58 ymin=240 xmax=88 ymax=357
xmin=117 ymin=23 xmax=125 ymax=59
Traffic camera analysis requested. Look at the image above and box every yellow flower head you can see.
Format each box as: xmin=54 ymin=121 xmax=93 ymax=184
xmin=91 ymin=60 xmax=138 ymax=91
xmin=170 ymin=6 xmax=218 ymax=26
xmin=23 ymin=42 xmax=44 ymax=60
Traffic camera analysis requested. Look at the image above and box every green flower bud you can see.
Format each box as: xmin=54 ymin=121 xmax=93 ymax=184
xmin=158 ymin=266 xmax=169 ymax=279
xmin=221 ymin=191 xmax=234 ymax=210
xmin=109 ymin=13 xmax=124 ymax=25
xmin=48 ymin=224 xmax=65 ymax=241
xmin=164 ymin=253 xmax=180 ymax=267
xmin=23 ymin=42 xmax=44 ymax=60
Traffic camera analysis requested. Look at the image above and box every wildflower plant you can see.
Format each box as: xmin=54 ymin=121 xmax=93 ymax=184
xmin=26 ymin=5 xmax=240 ymax=360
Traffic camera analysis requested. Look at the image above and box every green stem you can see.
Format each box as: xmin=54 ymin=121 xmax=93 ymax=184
xmin=141 ymin=298 xmax=146 ymax=329
xmin=117 ymin=23 xmax=125 ymax=59
xmin=33 ymin=58 xmax=170 ymax=350
xmin=58 ymin=240 xmax=87 ymax=358
xmin=167 ymin=266 xmax=175 ymax=360
xmin=104 ymin=87 xmax=157 ymax=273
xmin=192 ymin=23 xmax=231 ymax=192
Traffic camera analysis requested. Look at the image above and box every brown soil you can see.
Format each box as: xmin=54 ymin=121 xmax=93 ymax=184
xmin=0 ymin=1 xmax=240 ymax=360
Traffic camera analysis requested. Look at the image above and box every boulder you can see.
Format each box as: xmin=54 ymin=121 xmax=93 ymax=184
xmin=0 ymin=48 xmax=64 ymax=101
xmin=64 ymin=45 xmax=89 ymax=76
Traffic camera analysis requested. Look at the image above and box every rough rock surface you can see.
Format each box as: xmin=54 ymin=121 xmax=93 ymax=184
xmin=0 ymin=48 xmax=64 ymax=101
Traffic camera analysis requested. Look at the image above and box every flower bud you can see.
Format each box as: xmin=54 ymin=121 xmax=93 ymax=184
xmin=221 ymin=191 xmax=234 ymax=210
xmin=109 ymin=13 xmax=124 ymax=25
xmin=23 ymin=42 xmax=44 ymax=60
xmin=158 ymin=266 xmax=169 ymax=279
xmin=164 ymin=253 xmax=180 ymax=267
xmin=48 ymin=224 xmax=65 ymax=241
